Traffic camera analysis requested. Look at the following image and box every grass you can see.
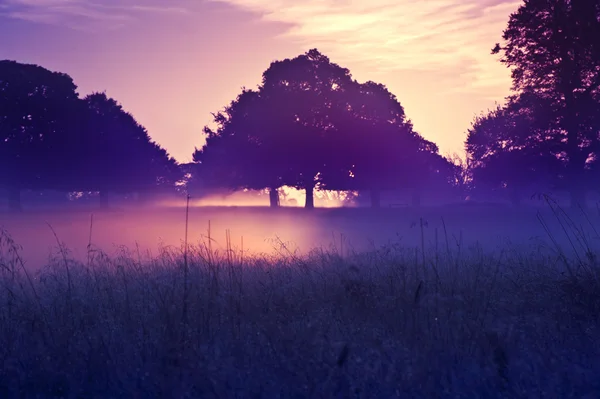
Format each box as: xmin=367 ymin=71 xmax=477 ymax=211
xmin=0 ymin=201 xmax=599 ymax=398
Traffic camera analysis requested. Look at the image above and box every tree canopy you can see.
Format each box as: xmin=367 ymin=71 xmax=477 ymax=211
xmin=193 ymin=89 xmax=286 ymax=193
xmin=1 ymin=61 xmax=180 ymax=210
xmin=490 ymin=0 xmax=600 ymax=206
xmin=328 ymin=80 xmax=451 ymax=206
xmin=193 ymin=49 xmax=451 ymax=208
xmin=0 ymin=60 xmax=81 ymax=210
xmin=466 ymin=92 xmax=565 ymax=202
xmin=76 ymin=92 xmax=180 ymax=198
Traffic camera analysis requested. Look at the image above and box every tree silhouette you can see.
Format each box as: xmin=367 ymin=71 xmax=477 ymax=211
xmin=493 ymin=0 xmax=600 ymax=207
xmin=194 ymin=50 xmax=356 ymax=209
xmin=466 ymin=93 xmax=563 ymax=204
xmin=76 ymin=92 xmax=180 ymax=207
xmin=327 ymin=81 xmax=449 ymax=207
xmin=259 ymin=49 xmax=355 ymax=208
xmin=194 ymin=49 xmax=451 ymax=209
xmin=193 ymin=89 xmax=289 ymax=207
xmin=0 ymin=60 xmax=81 ymax=211
xmin=445 ymin=153 xmax=474 ymax=200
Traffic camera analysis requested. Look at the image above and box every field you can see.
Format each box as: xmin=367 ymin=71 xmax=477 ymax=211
xmin=0 ymin=202 xmax=599 ymax=397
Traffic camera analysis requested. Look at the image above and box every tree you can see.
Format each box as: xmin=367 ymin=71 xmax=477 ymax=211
xmin=194 ymin=49 xmax=356 ymax=209
xmin=446 ymin=153 xmax=474 ymax=200
xmin=74 ymin=92 xmax=180 ymax=207
xmin=0 ymin=60 xmax=81 ymax=211
xmin=195 ymin=50 xmax=451 ymax=209
xmin=259 ymin=49 xmax=356 ymax=208
xmin=192 ymin=89 xmax=288 ymax=207
xmin=324 ymin=81 xmax=450 ymax=207
xmin=466 ymin=94 xmax=563 ymax=204
xmin=492 ymin=0 xmax=600 ymax=207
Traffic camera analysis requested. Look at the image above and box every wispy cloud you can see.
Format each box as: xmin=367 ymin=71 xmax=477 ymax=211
xmin=210 ymin=0 xmax=520 ymax=95
xmin=0 ymin=0 xmax=191 ymax=30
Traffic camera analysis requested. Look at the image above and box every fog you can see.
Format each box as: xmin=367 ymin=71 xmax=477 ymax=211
xmin=2 ymin=200 xmax=599 ymax=271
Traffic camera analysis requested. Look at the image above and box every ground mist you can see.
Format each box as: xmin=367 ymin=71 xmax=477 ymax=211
xmin=0 ymin=207 xmax=599 ymax=398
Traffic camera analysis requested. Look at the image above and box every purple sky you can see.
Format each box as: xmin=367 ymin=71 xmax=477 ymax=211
xmin=0 ymin=0 xmax=521 ymax=162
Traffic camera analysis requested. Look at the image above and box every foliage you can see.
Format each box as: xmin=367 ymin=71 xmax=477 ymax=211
xmin=76 ymin=92 xmax=180 ymax=194
xmin=0 ymin=61 xmax=180 ymax=209
xmin=193 ymin=89 xmax=284 ymax=192
xmin=194 ymin=50 xmax=452 ymax=207
xmin=326 ymin=81 xmax=445 ymax=192
xmin=0 ymin=60 xmax=80 ymax=193
xmin=466 ymin=94 xmax=564 ymax=200
xmin=491 ymin=0 xmax=600 ymax=203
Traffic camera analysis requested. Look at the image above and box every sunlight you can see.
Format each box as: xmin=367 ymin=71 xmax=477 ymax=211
xmin=155 ymin=186 xmax=357 ymax=208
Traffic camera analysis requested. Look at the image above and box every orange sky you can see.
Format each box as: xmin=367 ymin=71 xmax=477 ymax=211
xmin=0 ymin=0 xmax=521 ymax=162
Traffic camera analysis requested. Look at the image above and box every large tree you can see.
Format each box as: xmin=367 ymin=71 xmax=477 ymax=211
xmin=492 ymin=0 xmax=600 ymax=206
xmin=194 ymin=50 xmax=452 ymax=208
xmin=194 ymin=49 xmax=355 ymax=209
xmin=258 ymin=49 xmax=355 ymax=208
xmin=0 ymin=60 xmax=81 ymax=211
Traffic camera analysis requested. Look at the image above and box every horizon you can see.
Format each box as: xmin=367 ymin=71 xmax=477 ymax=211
xmin=0 ymin=0 xmax=520 ymax=163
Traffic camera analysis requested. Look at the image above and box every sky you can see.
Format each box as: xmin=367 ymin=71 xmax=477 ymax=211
xmin=0 ymin=0 xmax=521 ymax=163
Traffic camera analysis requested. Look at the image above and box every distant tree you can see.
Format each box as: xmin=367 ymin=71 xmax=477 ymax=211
xmin=0 ymin=60 xmax=81 ymax=211
xmin=466 ymin=94 xmax=563 ymax=205
xmin=446 ymin=153 xmax=474 ymax=200
xmin=492 ymin=0 xmax=600 ymax=207
xmin=75 ymin=93 xmax=180 ymax=207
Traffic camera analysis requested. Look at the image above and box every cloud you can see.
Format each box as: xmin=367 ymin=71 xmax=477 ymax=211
xmin=0 ymin=0 xmax=191 ymax=30
xmin=209 ymin=0 xmax=521 ymax=94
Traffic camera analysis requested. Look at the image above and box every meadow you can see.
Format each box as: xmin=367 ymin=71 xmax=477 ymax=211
xmin=0 ymin=201 xmax=599 ymax=397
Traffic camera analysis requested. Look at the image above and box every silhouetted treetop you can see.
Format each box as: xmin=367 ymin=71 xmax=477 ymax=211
xmin=0 ymin=60 xmax=81 ymax=209
xmin=491 ymin=0 xmax=600 ymax=206
xmin=493 ymin=0 xmax=600 ymax=95
xmin=75 ymin=92 xmax=180 ymax=195
xmin=193 ymin=49 xmax=451 ymax=208
xmin=262 ymin=49 xmax=352 ymax=93
xmin=466 ymin=93 xmax=565 ymax=204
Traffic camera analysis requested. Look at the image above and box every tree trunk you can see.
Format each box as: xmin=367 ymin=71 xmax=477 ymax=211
xmin=269 ymin=187 xmax=280 ymax=208
xmin=370 ymin=189 xmax=381 ymax=208
xmin=8 ymin=188 xmax=22 ymax=212
xmin=305 ymin=185 xmax=315 ymax=209
xmin=99 ymin=190 xmax=109 ymax=209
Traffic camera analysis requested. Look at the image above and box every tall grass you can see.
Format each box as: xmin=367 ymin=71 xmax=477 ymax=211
xmin=0 ymin=204 xmax=599 ymax=398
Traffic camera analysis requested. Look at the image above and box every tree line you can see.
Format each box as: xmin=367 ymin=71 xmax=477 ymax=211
xmin=2 ymin=0 xmax=599 ymax=210
xmin=0 ymin=60 xmax=180 ymax=211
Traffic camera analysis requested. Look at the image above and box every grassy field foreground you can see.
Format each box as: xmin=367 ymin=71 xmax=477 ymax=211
xmin=1 ymin=209 xmax=600 ymax=398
